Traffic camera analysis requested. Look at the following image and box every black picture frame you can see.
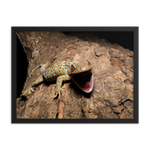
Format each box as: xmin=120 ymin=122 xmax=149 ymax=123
xmin=12 ymin=27 xmax=138 ymax=123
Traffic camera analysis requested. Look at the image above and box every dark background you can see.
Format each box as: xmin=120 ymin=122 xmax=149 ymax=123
xmin=17 ymin=31 xmax=133 ymax=98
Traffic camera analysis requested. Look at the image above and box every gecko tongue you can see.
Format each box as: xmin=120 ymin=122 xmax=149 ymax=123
xmin=71 ymin=70 xmax=93 ymax=93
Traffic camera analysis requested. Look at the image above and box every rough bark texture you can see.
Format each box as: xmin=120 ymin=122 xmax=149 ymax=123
xmin=16 ymin=32 xmax=134 ymax=119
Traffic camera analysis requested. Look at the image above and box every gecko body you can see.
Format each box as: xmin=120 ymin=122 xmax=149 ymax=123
xmin=22 ymin=60 xmax=93 ymax=99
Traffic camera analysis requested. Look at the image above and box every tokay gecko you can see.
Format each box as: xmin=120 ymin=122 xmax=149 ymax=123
xmin=22 ymin=60 xmax=94 ymax=99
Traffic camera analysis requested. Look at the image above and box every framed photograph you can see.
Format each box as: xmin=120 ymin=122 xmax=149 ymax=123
xmin=12 ymin=27 xmax=138 ymax=123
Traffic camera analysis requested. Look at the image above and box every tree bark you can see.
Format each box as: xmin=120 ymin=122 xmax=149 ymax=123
xmin=16 ymin=31 xmax=134 ymax=119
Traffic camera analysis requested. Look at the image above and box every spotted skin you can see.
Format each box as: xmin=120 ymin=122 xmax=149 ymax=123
xmin=22 ymin=60 xmax=92 ymax=99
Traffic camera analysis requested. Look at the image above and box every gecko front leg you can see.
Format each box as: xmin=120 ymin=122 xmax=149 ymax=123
xmin=51 ymin=74 xmax=71 ymax=99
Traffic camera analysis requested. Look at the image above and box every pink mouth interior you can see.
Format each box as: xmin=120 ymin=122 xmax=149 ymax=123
xmin=71 ymin=70 xmax=93 ymax=93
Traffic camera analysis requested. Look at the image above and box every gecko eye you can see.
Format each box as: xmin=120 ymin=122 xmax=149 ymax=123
xmin=71 ymin=64 xmax=76 ymax=72
xmin=87 ymin=60 xmax=91 ymax=66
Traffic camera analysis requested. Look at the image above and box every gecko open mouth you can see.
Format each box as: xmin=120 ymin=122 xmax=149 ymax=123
xmin=71 ymin=69 xmax=93 ymax=93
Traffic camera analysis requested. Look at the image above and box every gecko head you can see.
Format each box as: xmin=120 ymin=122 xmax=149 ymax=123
xmin=71 ymin=60 xmax=94 ymax=93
